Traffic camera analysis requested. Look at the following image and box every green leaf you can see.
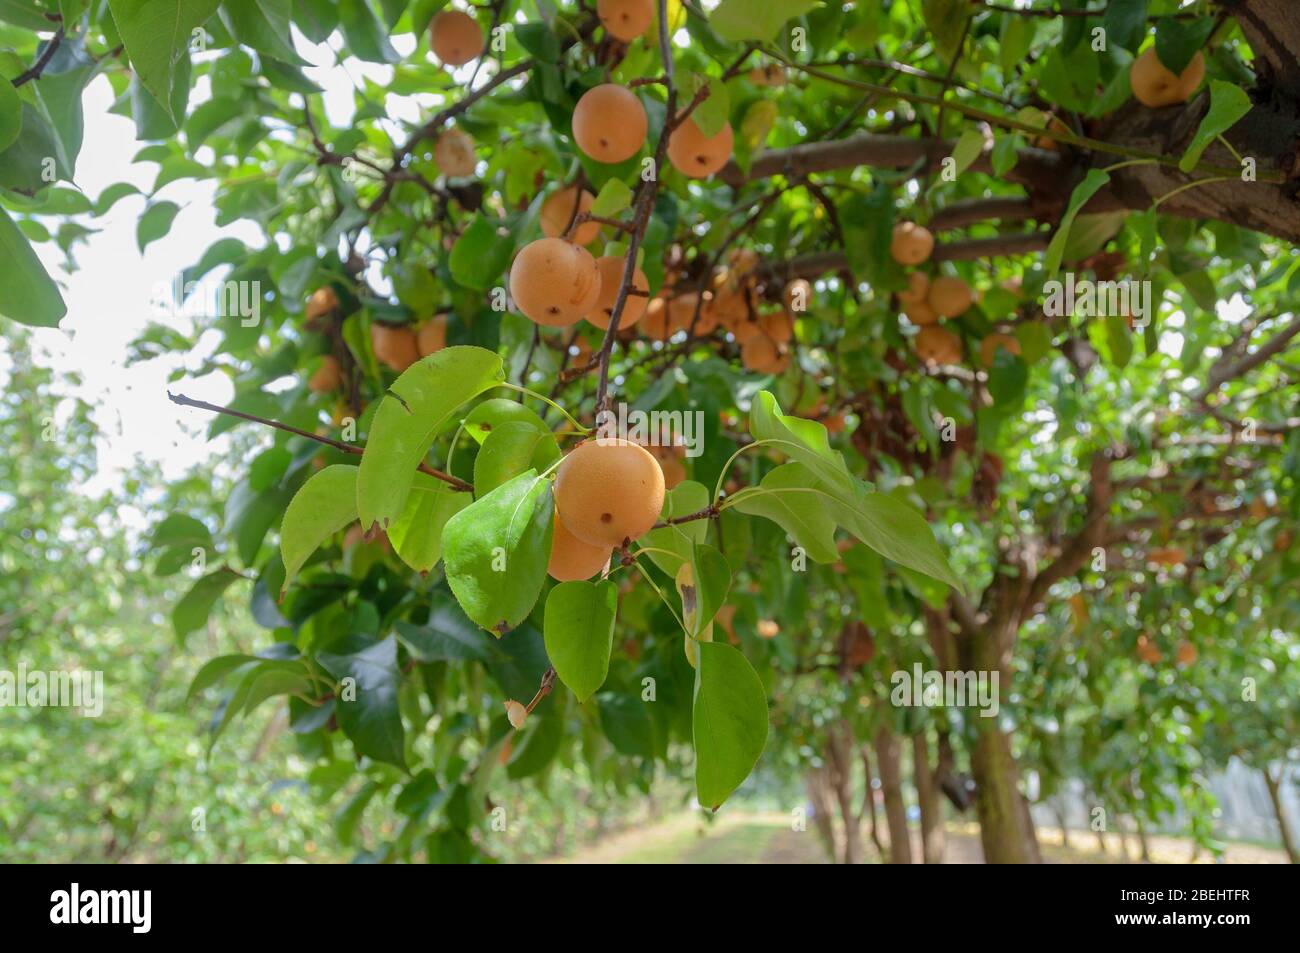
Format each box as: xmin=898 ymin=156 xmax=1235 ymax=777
xmin=449 ymin=216 xmax=514 ymax=290
xmin=948 ymin=128 xmax=985 ymax=178
xmin=173 ymin=567 xmax=240 ymax=642
xmin=357 ymin=345 xmax=504 ymax=531
xmin=0 ymin=101 xmax=72 ymax=192
xmin=684 ymin=72 xmax=729 ymax=138
xmin=543 ymin=580 xmax=617 ymax=703
xmin=441 ymin=470 xmax=554 ymax=635
xmin=710 ymin=0 xmax=819 ymax=43
xmin=1180 ymin=80 xmax=1251 ymax=173
xmin=279 ymin=464 xmax=359 ymax=593
xmin=748 ymin=390 xmax=855 ymax=499
xmin=462 ymin=397 xmax=550 ymax=445
xmin=0 ymin=76 xmax=23 ymax=152
xmin=687 ymin=543 xmax=730 ymax=636
xmin=1154 ymin=16 xmax=1215 ymax=75
xmin=590 ymin=178 xmax=633 ymax=218
xmin=220 ymin=0 xmax=305 ymax=65
xmin=693 ymin=642 xmax=768 ymax=810
xmin=638 ymin=479 xmax=709 ymax=575
xmin=136 ymin=199 xmax=180 ymax=252
xmin=0 ymin=205 xmax=66 ymax=328
xmin=241 ymin=667 xmax=312 ymax=715
xmin=186 ymin=653 xmax=257 ymax=701
xmin=1103 ymin=0 xmax=1149 ymax=53
xmin=922 ymin=0 xmax=968 ymax=64
xmin=1044 ymin=169 xmax=1110 ymax=278
xmin=318 ymin=636 xmax=407 ymax=768
xmin=337 ymin=0 xmax=400 ymax=63
xmin=831 ymin=490 xmax=963 ymax=592
xmin=990 ymin=134 xmax=1019 ymax=176
xmin=514 ymin=21 xmax=560 ymax=63
xmin=106 ymin=0 xmax=219 ymax=117
xmin=386 ymin=473 xmax=471 ymax=573
xmin=731 ymin=463 xmax=839 ymax=563
xmin=472 ymin=420 xmax=560 ymax=496
xmin=598 ymin=692 xmax=656 ymax=758
xmin=1060 ymin=211 xmax=1127 ymax=263
xmin=998 ymin=12 xmax=1037 ymax=74
xmin=396 ymin=597 xmax=494 ymax=663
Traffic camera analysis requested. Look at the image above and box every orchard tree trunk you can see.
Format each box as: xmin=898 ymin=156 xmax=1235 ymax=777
xmin=806 ymin=767 xmax=840 ymax=863
xmin=861 ymin=745 xmax=886 ymax=861
xmin=961 ymin=623 xmax=1042 ymax=864
xmin=825 ymin=724 xmax=864 ymax=864
xmin=1053 ymin=799 xmax=1071 ymax=848
xmin=970 ymin=723 xmax=1040 ymax=863
xmin=1135 ymin=817 xmax=1152 ymax=863
xmin=1263 ymin=765 xmax=1300 ymax=864
xmin=873 ymin=722 xmax=912 ymax=864
xmin=913 ymin=732 xmax=945 ymax=863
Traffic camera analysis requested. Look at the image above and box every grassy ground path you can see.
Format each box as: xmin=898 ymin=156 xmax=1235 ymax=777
xmin=550 ymin=812 xmax=1289 ymax=864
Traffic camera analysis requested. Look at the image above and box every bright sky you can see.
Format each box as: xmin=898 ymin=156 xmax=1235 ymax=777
xmin=24 ymin=30 xmax=428 ymax=498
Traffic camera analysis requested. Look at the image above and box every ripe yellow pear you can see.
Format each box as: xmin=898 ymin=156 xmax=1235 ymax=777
xmin=308 ymin=355 xmax=342 ymax=393
xmin=540 ymin=186 xmax=600 ymax=245
xmin=597 ymin=0 xmax=653 ymax=42
xmin=979 ymin=332 xmax=1021 ymax=368
xmin=572 ymin=84 xmax=647 ymax=163
xmin=417 ymin=315 xmax=447 ymax=356
xmin=1130 ymin=48 xmax=1205 ymax=108
xmin=305 ymin=286 xmax=339 ymax=322
xmin=589 ymin=256 xmax=649 ymax=330
xmin=890 ymin=222 xmax=934 ymax=266
xmin=371 ymin=324 xmax=420 ymax=371
xmin=509 ymin=238 xmax=601 ymax=326
xmin=547 ymin=515 xmax=613 ymax=581
xmin=434 ymin=128 xmax=477 ymax=177
xmin=554 ymin=438 xmax=666 ymax=547
xmin=914 ymin=325 xmax=963 ymax=365
xmin=430 ymin=10 xmax=484 ymax=67
xmin=667 ymin=117 xmax=734 ymax=178
xmin=928 ymin=275 xmax=974 ymax=318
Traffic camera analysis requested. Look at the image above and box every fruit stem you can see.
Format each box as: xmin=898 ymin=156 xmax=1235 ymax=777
xmin=495 ymin=381 xmax=590 ymax=433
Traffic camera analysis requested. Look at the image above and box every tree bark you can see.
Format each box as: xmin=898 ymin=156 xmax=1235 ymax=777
xmin=1135 ymin=817 xmax=1152 ymax=863
xmin=861 ymin=745 xmax=886 ymax=861
xmin=1263 ymin=765 xmax=1299 ymax=864
xmin=913 ymin=732 xmax=945 ymax=863
xmin=1053 ymin=798 xmax=1071 ymax=848
xmin=826 ymin=723 xmax=863 ymax=864
xmin=874 ymin=722 xmax=913 ymax=864
xmin=806 ymin=767 xmax=840 ymax=863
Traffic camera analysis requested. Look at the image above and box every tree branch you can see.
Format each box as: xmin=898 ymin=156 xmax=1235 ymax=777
xmin=13 ymin=28 xmax=64 ymax=87
xmin=167 ymin=392 xmax=473 ymax=492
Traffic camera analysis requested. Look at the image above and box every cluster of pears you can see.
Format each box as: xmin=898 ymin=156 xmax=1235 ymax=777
xmin=546 ymin=436 xmax=667 ymax=582
xmin=637 ymin=248 xmax=796 ymax=373
xmin=1135 ymin=634 xmax=1198 ymax=667
xmin=509 ymin=19 xmax=741 ymax=334
xmin=892 ymin=222 xmax=970 ymax=366
xmin=891 ymin=221 xmax=1021 ymax=370
xmin=301 ymin=285 xmax=449 ymax=394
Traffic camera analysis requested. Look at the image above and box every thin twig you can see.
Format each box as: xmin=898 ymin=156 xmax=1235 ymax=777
xmin=14 ymin=28 xmax=64 ymax=87
xmin=167 ymin=392 xmax=473 ymax=492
